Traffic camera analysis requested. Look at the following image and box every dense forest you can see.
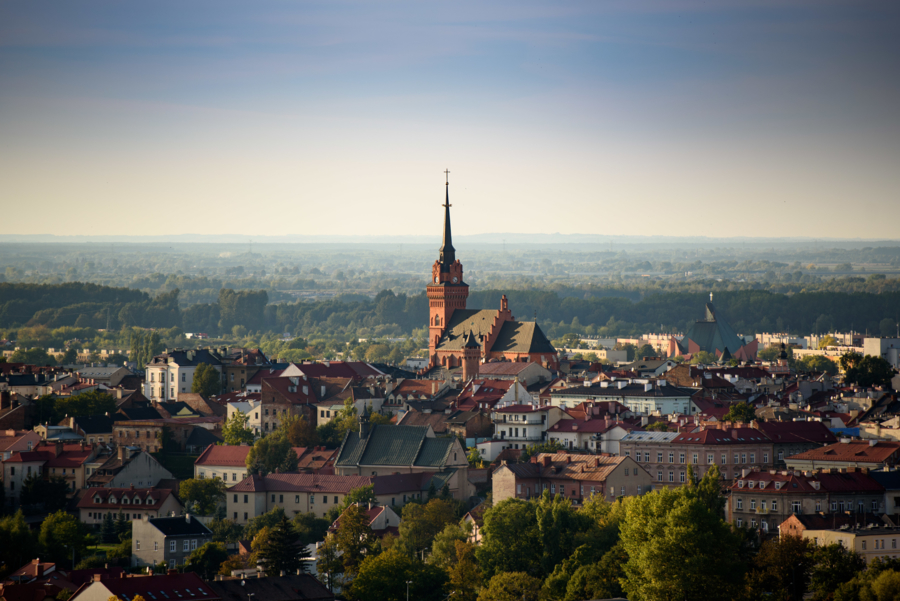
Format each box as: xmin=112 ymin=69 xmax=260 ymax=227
xmin=2 ymin=283 xmax=899 ymax=352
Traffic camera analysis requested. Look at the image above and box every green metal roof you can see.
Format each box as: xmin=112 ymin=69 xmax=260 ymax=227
xmin=336 ymin=425 xmax=434 ymax=467
xmin=414 ymin=438 xmax=455 ymax=467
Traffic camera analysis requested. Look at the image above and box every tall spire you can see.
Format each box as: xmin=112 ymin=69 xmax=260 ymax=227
xmin=439 ymin=169 xmax=455 ymax=270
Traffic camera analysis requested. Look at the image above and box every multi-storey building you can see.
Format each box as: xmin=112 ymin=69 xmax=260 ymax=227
xmin=131 ymin=515 xmax=213 ymax=569
xmin=727 ymin=468 xmax=885 ymax=535
xmin=620 ymin=426 xmax=775 ymax=487
xmin=144 ymin=348 xmax=224 ymax=402
xmin=226 ymin=473 xmax=372 ymax=523
xmin=491 ymin=405 xmax=568 ymax=450
xmin=549 ymin=381 xmax=694 ymax=415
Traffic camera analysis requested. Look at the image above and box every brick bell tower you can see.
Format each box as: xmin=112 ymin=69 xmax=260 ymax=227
xmin=427 ymin=170 xmax=469 ymax=366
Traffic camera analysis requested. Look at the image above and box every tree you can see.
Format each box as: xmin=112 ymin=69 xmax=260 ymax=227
xmin=179 ymin=478 xmax=226 ymax=516
xmin=477 ymin=572 xmax=542 ymax=601
xmin=690 ymin=351 xmax=718 ymax=365
xmin=0 ymin=511 xmax=39 ymax=578
xmin=185 ymin=542 xmax=228 ymax=579
xmin=326 ymin=485 xmax=377 ymax=522
xmin=644 ymin=421 xmax=670 ymax=432
xmin=747 ymin=535 xmax=815 ymax=601
xmin=636 ymin=344 xmax=656 ymax=360
xmin=448 ymin=541 xmax=482 ymax=601
xmin=208 ymin=518 xmax=244 ymax=543
xmin=723 ymin=402 xmax=757 ymax=424
xmin=398 ymin=499 xmax=457 ymax=558
xmin=519 ymin=440 xmax=563 ymax=463
xmin=218 ymin=554 xmax=250 ymax=576
xmin=334 ymin=503 xmax=376 ymax=575
xmin=19 ymin=474 xmax=68 ymax=514
xmin=818 ymin=335 xmax=839 ymax=349
xmin=222 ymin=410 xmax=255 ymax=445
xmin=317 ymin=535 xmax=344 ymax=592
xmin=842 ymin=353 xmax=895 ymax=388
xmin=101 ymin=512 xmax=117 ymax=544
xmin=797 ymin=355 xmax=839 ymax=375
xmin=467 ymin=446 xmax=483 ymax=468
xmin=291 ymin=512 xmax=331 ymax=547
xmin=808 ymin=543 xmax=866 ymax=600
xmin=257 ymin=515 xmax=303 ymax=576
xmin=534 ymin=489 xmax=590 ymax=577
xmin=9 ymin=347 xmax=56 ymax=366
xmin=191 ymin=363 xmax=222 ymax=398
xmin=428 ymin=522 xmax=470 ymax=570
xmin=618 ymin=475 xmax=745 ymax=601
xmin=156 ymin=425 xmax=178 ymax=456
xmin=348 ymin=546 xmax=448 ymax=601
xmin=476 ymin=499 xmax=541 ymax=579
xmin=280 ymin=414 xmax=319 ymax=447
xmin=246 ymin=434 xmax=299 ymax=476
xmin=39 ymin=511 xmax=86 ymax=566
xmin=244 ymin=507 xmax=286 ymax=540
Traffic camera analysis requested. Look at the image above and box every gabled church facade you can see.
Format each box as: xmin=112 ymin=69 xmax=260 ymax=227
xmin=426 ymin=176 xmax=558 ymax=374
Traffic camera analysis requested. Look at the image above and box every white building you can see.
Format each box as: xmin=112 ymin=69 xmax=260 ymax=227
xmin=864 ymin=338 xmax=900 ymax=369
xmin=549 ymin=381 xmax=694 ymax=416
xmin=144 ymin=348 xmax=223 ymax=402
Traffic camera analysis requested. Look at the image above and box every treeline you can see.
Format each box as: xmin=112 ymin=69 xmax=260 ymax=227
xmin=3 ymin=283 xmax=900 ymax=343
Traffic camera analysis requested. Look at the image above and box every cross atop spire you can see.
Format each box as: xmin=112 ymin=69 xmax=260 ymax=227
xmin=439 ymin=170 xmax=455 ymax=269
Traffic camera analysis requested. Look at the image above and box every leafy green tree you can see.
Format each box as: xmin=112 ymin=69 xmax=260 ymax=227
xmin=291 ymin=512 xmax=330 ymax=547
xmin=746 ymin=535 xmax=815 ymax=601
xmin=9 ymin=347 xmax=56 ymax=366
xmin=797 ymin=355 xmax=839 ymax=375
xmin=191 ymin=363 xmax=222 ymax=398
xmin=398 ymin=499 xmax=458 ymax=558
xmin=808 ymin=543 xmax=866 ymax=600
xmin=818 ymin=335 xmax=839 ymax=349
xmin=335 ymin=503 xmax=376 ymax=575
xmin=257 ymin=515 xmax=303 ymax=575
xmin=246 ymin=434 xmax=299 ymax=476
xmin=0 ymin=511 xmax=39 ymax=578
xmin=644 ymin=421 xmax=670 ymax=432
xmin=243 ymin=507 xmax=286 ymax=540
xmin=326 ymin=484 xmax=377 ymax=522
xmin=428 ymin=522 xmax=470 ymax=570
xmin=208 ymin=518 xmax=244 ymax=543
xmin=534 ymin=490 xmax=591 ymax=577
xmin=519 ymin=440 xmax=563 ymax=463
xmin=179 ymin=478 xmax=226 ymax=515
xmin=19 ymin=474 xmax=68 ymax=514
xmin=101 ymin=512 xmax=117 ymax=543
xmin=619 ymin=468 xmax=745 ymax=601
xmin=561 ymin=542 xmax=628 ymax=601
xmin=317 ymin=535 xmax=344 ymax=592
xmin=477 ymin=572 xmax=542 ymax=601
xmin=156 ymin=425 xmax=178 ymax=455
xmin=690 ymin=351 xmax=718 ymax=365
xmin=476 ymin=499 xmax=541 ymax=579
xmin=636 ymin=344 xmax=656 ymax=359
xmin=39 ymin=511 xmax=86 ymax=566
xmin=467 ymin=447 xmax=483 ymax=467
xmin=723 ymin=402 xmax=757 ymax=424
xmin=842 ymin=353 xmax=896 ymax=388
xmin=222 ymin=410 xmax=255 ymax=445
xmin=348 ymin=546 xmax=448 ymax=601
xmin=279 ymin=414 xmax=319 ymax=447
xmin=185 ymin=542 xmax=229 ymax=579
xmin=448 ymin=540 xmax=482 ymax=601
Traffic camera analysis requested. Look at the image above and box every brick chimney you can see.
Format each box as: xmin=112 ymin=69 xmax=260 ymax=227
xmin=542 ymin=456 xmax=552 ymax=467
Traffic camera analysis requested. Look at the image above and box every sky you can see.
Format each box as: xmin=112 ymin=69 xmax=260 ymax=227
xmin=1 ymin=1 xmax=898 ymax=240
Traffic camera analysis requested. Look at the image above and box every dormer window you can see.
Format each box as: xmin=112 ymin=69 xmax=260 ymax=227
xmin=738 ymin=481 xmax=744 ymax=488
xmin=134 ymin=497 xmax=142 ymax=505
xmin=122 ymin=497 xmax=130 ymax=505
xmin=748 ymin=481 xmax=755 ymax=489
xmin=759 ymin=481 xmax=765 ymax=489
xmin=94 ymin=496 xmax=102 ymax=504
xmin=109 ymin=496 xmax=117 ymax=504
xmin=146 ymin=498 xmax=154 ymax=505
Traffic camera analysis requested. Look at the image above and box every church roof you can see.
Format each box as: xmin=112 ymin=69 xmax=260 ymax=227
xmin=435 ymin=310 xmax=498 ymax=351
xmin=336 ymin=424 xmax=450 ymax=468
xmin=680 ymin=302 xmax=747 ymax=356
xmin=493 ymin=321 xmax=556 ymax=354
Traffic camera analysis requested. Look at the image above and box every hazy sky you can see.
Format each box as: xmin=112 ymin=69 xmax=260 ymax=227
xmin=1 ymin=1 xmax=898 ymax=239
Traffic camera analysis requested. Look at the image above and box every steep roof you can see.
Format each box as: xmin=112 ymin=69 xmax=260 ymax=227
xmin=436 ymin=309 xmax=499 ymax=351
xmin=336 ymin=424 xmax=453 ymax=468
xmin=372 ymin=471 xmax=436 ymax=495
xmin=492 ymin=320 xmax=556 ymax=354
xmin=681 ymin=302 xmax=749 ymax=357
xmin=72 ymin=572 xmax=218 ymax=601
xmin=194 ymin=444 xmax=251 ymax=467
xmin=672 ymin=427 xmax=770 ymax=446
xmin=77 ymin=487 xmax=177 ymax=510
xmin=206 ymin=574 xmax=333 ymax=601
xmin=731 ymin=469 xmax=885 ymax=494
xmin=478 ymin=362 xmax=539 ymax=376
xmin=754 ymin=420 xmax=837 ymax=445
xmin=68 ymin=415 xmax=115 ymax=434
xmin=503 ymin=453 xmax=629 ymax=483
xmin=397 ymin=411 xmax=451 ymax=434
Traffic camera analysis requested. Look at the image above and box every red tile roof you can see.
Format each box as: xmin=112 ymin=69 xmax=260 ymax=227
xmin=70 ymin=572 xmax=218 ymax=601
xmin=673 ymin=427 xmax=770 ymax=446
xmin=194 ymin=444 xmax=252 ymax=467
xmin=76 ymin=487 xmax=176 ymax=510
xmin=754 ymin=420 xmax=837 ymax=445
xmin=478 ymin=362 xmax=537 ymax=376
xmin=788 ymin=441 xmax=900 ymax=464
xmin=731 ymin=469 xmax=884 ymax=494
xmin=547 ymin=418 xmax=634 ymax=434
xmin=226 ymin=473 xmax=372 ymax=493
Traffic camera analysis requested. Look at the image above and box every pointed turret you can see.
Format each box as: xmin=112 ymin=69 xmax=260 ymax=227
xmin=439 ymin=177 xmax=455 ymax=271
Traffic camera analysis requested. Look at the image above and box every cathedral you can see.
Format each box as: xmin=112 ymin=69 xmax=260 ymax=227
xmin=426 ymin=176 xmax=558 ymax=376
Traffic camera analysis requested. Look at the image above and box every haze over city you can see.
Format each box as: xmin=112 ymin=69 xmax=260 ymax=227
xmin=2 ymin=1 xmax=899 ymax=239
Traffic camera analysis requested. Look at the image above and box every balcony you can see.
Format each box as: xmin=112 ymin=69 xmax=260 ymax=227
xmin=755 ymin=507 xmax=770 ymax=515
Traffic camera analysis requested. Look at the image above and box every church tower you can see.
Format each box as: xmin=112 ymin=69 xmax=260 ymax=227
xmin=427 ymin=171 xmax=469 ymax=365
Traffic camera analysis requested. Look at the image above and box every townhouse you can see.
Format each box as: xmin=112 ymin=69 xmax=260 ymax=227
xmin=492 ymin=452 xmax=653 ymax=504
xmin=226 ymin=473 xmax=373 ymax=523
xmin=727 ymin=469 xmax=885 ymax=535
xmin=549 ymin=381 xmax=694 ymax=415
xmin=85 ymin=445 xmax=173 ymax=489
xmin=786 ymin=440 xmax=900 ymax=471
xmin=131 ymin=515 xmax=213 ymax=569
xmin=491 ymin=405 xmax=568 ymax=449
xmin=144 ymin=348 xmax=224 ymax=402
xmin=547 ymin=417 xmax=637 ymax=454
xmin=78 ymin=485 xmax=183 ymax=524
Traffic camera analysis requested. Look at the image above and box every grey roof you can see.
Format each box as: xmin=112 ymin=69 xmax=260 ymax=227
xmin=679 ymin=302 xmax=748 ymax=356
xmin=552 ymin=384 xmax=694 ymax=398
xmin=149 ymin=515 xmax=212 ymax=537
xmin=186 ymin=427 xmax=222 ymax=448
xmin=336 ymin=424 xmax=454 ymax=468
xmin=117 ymin=407 xmax=165 ymax=421
xmin=621 ymin=431 xmax=681 ymax=443
xmin=869 ymin=470 xmax=900 ymax=490
xmin=207 ymin=574 xmax=335 ymax=601
xmin=71 ymin=415 xmax=115 ymax=434
xmin=148 ymin=348 xmax=222 ymax=367
xmin=77 ymin=366 xmax=130 ymax=378
xmin=436 ymin=310 xmax=499 ymax=351
xmin=492 ymin=321 xmax=556 ymax=354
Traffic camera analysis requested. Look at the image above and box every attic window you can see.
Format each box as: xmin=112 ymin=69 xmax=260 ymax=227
xmin=748 ymin=481 xmax=755 ymax=489
xmin=738 ymin=481 xmax=744 ymax=488
xmin=94 ymin=497 xmax=101 ymax=504
xmin=134 ymin=498 xmax=142 ymax=505
xmin=122 ymin=497 xmax=130 ymax=505
xmin=146 ymin=498 xmax=154 ymax=505
xmin=758 ymin=481 xmax=765 ymax=489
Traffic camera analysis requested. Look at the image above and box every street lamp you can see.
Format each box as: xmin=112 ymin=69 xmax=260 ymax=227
xmin=406 ymin=580 xmax=413 ymax=601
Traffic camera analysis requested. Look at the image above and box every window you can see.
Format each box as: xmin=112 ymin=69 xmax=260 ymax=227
xmin=737 ymin=518 xmax=743 ymax=527
xmin=831 ymin=502 xmax=837 ymax=512
xmin=244 ymin=495 xmax=248 ymax=504
xmin=279 ymin=495 xmax=284 ymax=503
xmin=136 ymin=540 xmax=141 ymax=550
xmin=778 ymin=450 xmax=784 ymax=461
xmin=10 ymin=467 xmax=14 ymax=476
xmin=620 ymin=486 xmax=625 ymax=496
xmin=244 ymin=512 xmax=248 ymax=520
xmin=692 ymin=454 xmax=698 ymax=464
xmin=669 ymin=452 xmax=674 ymax=463
xmin=680 ymin=472 xmax=686 ymax=483
xmin=191 ymin=539 xmax=197 ymax=551
xmin=669 ymin=471 xmax=674 ymax=482
xmin=234 ymin=512 xmax=238 ymax=520
xmin=815 ymin=501 xmax=821 ymax=512
xmin=183 ymin=540 xmax=190 ymax=552
xmin=182 ymin=373 xmax=185 ymax=382
xmin=751 ymin=519 xmax=757 ymax=528
xmin=657 ymin=452 xmax=663 ymax=462
xmin=638 ymin=486 xmax=642 ymax=494
xmin=657 ymin=471 xmax=663 ymax=482
xmin=721 ymin=453 xmax=727 ymax=465
xmin=334 ymin=496 xmax=338 ymax=504
xmin=679 ymin=453 xmax=685 ymax=464
xmin=792 ymin=501 xmax=802 ymax=513
xmin=271 ymin=494 xmax=275 ymax=502
xmin=707 ymin=454 xmax=714 ymax=464
xmin=733 ymin=453 xmax=739 ymax=464
xmin=736 ymin=498 xmax=743 ymax=510
xmin=170 ymin=540 xmax=176 ymax=552
xmin=517 ymin=484 xmax=522 ymax=494
xmin=232 ymin=473 xmax=237 ymax=481
xmin=750 ymin=454 xmax=755 ymax=463
xmin=741 ymin=454 xmax=747 ymax=464
xmin=295 ymin=495 xmax=300 ymax=504
xmin=624 ymin=451 xmax=630 ymax=457
xmin=154 ymin=542 xmax=158 ymax=551
xmin=750 ymin=499 xmax=757 ymax=510
xmin=624 ymin=468 xmax=629 ymax=476
xmin=551 ymin=484 xmax=556 ymax=493
xmin=862 ymin=541 xmax=867 ymax=550
xmin=763 ymin=453 xmax=769 ymax=463
xmin=761 ymin=501 xmax=767 ymax=511
xmin=771 ymin=500 xmax=778 ymax=511
xmin=311 ymin=495 xmax=316 ymax=504
xmin=873 ymin=500 xmax=879 ymax=512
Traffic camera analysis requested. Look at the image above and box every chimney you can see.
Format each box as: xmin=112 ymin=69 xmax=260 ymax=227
xmin=542 ymin=456 xmax=552 ymax=467
xmin=54 ymin=441 xmax=63 ymax=457
xmin=118 ymin=445 xmax=127 ymax=461
xmin=93 ymin=573 xmax=102 ymax=582
xmin=321 ymin=385 xmax=326 ymax=398
xmin=185 ymin=513 xmax=191 ymax=523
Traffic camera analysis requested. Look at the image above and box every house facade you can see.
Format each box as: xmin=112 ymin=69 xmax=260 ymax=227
xmin=131 ymin=515 xmax=213 ymax=568
xmin=226 ymin=473 xmax=372 ymax=523
xmin=78 ymin=486 xmax=183 ymax=524
xmin=144 ymin=348 xmax=224 ymax=402
xmin=549 ymin=382 xmax=694 ymax=415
